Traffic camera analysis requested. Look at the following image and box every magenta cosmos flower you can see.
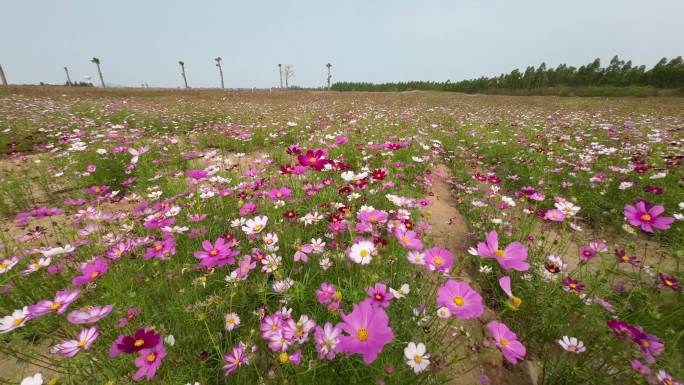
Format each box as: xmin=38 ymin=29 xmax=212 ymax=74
xmin=193 ymin=237 xmax=239 ymax=268
xmin=298 ymin=149 xmax=330 ymax=170
xmin=624 ymin=201 xmax=674 ymax=233
xmin=337 ymin=300 xmax=394 ymax=364
xmin=72 ymin=258 xmax=108 ymax=286
xmin=486 ymin=321 xmax=526 ymax=364
xmin=436 ymin=279 xmax=483 ymax=320
xmin=29 ymin=289 xmax=80 ymax=317
xmin=133 ymin=344 xmax=166 ymax=381
xmin=365 ymin=283 xmax=394 ymax=308
xmin=476 ymin=231 xmax=529 ymax=271
xmin=316 ymin=283 xmax=337 ymax=304
xmin=67 ymin=305 xmax=113 ymax=324
xmin=223 ymin=342 xmax=248 ymax=376
xmin=268 ymin=187 xmax=292 ymax=200
xmin=113 ymin=328 xmax=162 ymax=355
xmin=424 ymin=247 xmax=454 ymax=273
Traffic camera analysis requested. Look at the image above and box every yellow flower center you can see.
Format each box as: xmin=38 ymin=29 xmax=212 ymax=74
xmin=414 ymin=355 xmax=422 ymax=363
xmin=309 ymin=157 xmax=317 ymax=163
xmin=511 ymin=296 xmax=522 ymax=307
xmin=640 ymin=214 xmax=652 ymax=221
xmin=50 ymin=302 xmax=61 ymax=311
xmin=433 ymin=257 xmax=443 ymax=265
xmin=360 ymin=250 xmax=369 ymax=257
xmin=78 ymin=340 xmax=87 ymax=347
xmin=209 ymin=250 xmax=218 ymax=256
xmin=13 ymin=317 xmax=24 ymax=325
xmin=277 ymin=192 xmax=283 ymax=198
xmin=90 ymin=271 xmax=100 ymax=279
xmin=154 ymin=244 xmax=162 ymax=251
xmin=499 ymin=338 xmax=509 ymax=347
xmin=370 ymin=215 xmax=377 ymax=222
xmin=374 ymin=294 xmax=383 ymax=300
xmin=357 ymin=328 xmax=369 ymax=342
xmin=495 ymin=249 xmax=505 ymax=257
xmin=453 ymin=296 xmax=465 ymax=307
xmin=641 ymin=341 xmax=649 ymax=347
xmin=254 ymin=225 xmax=262 ymax=231
xmin=134 ymin=339 xmax=145 ymax=347
xmin=147 ymin=353 xmax=156 ymax=362
xmin=271 ymin=324 xmax=278 ymax=331
xmin=402 ymin=237 xmax=410 ymax=244
xmin=278 ymin=352 xmax=289 ymax=363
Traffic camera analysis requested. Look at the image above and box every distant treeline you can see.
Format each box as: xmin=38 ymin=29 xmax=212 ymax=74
xmin=331 ymin=56 xmax=684 ymax=96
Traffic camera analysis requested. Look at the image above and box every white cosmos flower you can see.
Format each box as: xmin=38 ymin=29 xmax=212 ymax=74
xmin=224 ymin=312 xmax=241 ymax=331
xmin=390 ymin=284 xmax=410 ymax=299
xmin=348 ymin=240 xmax=376 ymax=264
xmin=20 ymin=373 xmax=43 ymax=385
xmin=436 ymin=306 xmax=452 ymax=319
xmin=404 ymin=342 xmax=430 ymax=373
xmin=242 ymin=215 xmax=268 ymax=235
xmin=41 ymin=245 xmax=75 ymax=258
xmin=0 ymin=257 xmax=20 ymax=274
xmin=1 ymin=307 xmax=29 ymax=333
xmin=557 ymin=336 xmax=586 ymax=353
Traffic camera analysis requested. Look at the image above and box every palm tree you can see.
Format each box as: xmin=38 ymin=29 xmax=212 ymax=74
xmin=178 ymin=61 xmax=188 ymax=88
xmin=278 ymin=64 xmax=283 ymax=88
xmin=64 ymin=66 xmax=72 ymax=86
xmin=91 ymin=57 xmax=105 ymax=88
xmin=326 ymin=63 xmax=332 ymax=89
xmin=0 ymin=64 xmax=7 ymax=86
xmin=215 ymin=57 xmax=224 ymax=89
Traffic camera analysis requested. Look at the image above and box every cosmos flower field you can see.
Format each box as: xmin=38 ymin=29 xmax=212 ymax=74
xmin=0 ymin=88 xmax=682 ymax=385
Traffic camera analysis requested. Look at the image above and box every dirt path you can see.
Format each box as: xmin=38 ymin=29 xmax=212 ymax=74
xmin=427 ymin=163 xmax=536 ymax=385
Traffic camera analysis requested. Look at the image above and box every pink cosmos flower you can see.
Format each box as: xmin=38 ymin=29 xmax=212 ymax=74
xmin=544 ymin=209 xmax=566 ymax=222
xmin=50 ymin=327 xmax=99 ymax=357
xmin=29 ymin=289 xmax=81 ymax=317
xmin=624 ymin=201 xmax=674 ymax=233
xmin=72 ymin=258 xmax=108 ymax=286
xmin=337 ymin=300 xmax=394 ymax=364
xmin=316 ymin=283 xmax=337 ymax=304
xmin=486 ymin=320 xmax=526 ymax=364
xmin=185 ymin=169 xmax=208 ymax=180
xmin=67 ymin=305 xmax=113 ymax=324
xmin=476 ymin=231 xmax=529 ymax=271
xmin=133 ymin=344 xmax=166 ymax=381
xmin=223 ymin=342 xmax=248 ymax=376
xmin=358 ymin=210 xmax=388 ymax=224
xmin=315 ymin=322 xmax=342 ymax=360
xmin=144 ymin=236 xmax=176 ymax=260
xmin=424 ymin=247 xmax=454 ymax=273
xmin=294 ymin=243 xmax=314 ymax=262
xmin=395 ymin=229 xmax=423 ymax=250
xmin=436 ymin=279 xmax=483 ymax=320
xmin=268 ymin=187 xmax=292 ymax=200
xmin=193 ymin=237 xmax=238 ymax=268
xmin=365 ymin=283 xmax=394 ymax=308
xmin=498 ymin=276 xmax=522 ymax=309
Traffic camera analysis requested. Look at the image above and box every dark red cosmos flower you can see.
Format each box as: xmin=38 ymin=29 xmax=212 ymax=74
xmin=352 ymin=178 xmax=369 ymax=190
xmin=472 ymin=173 xmax=487 ymax=182
xmin=643 ymin=185 xmax=663 ymax=195
xmin=298 ymin=149 xmax=330 ymax=171
xmin=283 ymin=210 xmax=297 ymax=219
xmin=371 ymin=168 xmax=387 ymax=181
xmin=488 ymin=175 xmax=501 ymax=184
xmin=562 ymin=278 xmax=585 ymax=293
xmin=544 ymin=263 xmax=560 ymax=274
xmin=279 ymin=164 xmax=294 ymax=175
xmin=117 ymin=328 xmax=161 ymax=353
xmin=658 ymin=273 xmax=681 ymax=291
xmin=403 ymin=220 xmax=413 ymax=230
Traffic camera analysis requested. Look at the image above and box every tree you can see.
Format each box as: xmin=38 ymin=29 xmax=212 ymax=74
xmin=0 ymin=64 xmax=7 ymax=86
xmin=91 ymin=57 xmax=105 ymax=88
xmin=282 ymin=64 xmax=295 ymax=88
xmin=64 ymin=66 xmax=73 ymax=86
xmin=215 ymin=57 xmax=224 ymax=89
xmin=326 ymin=63 xmax=332 ymax=89
xmin=178 ymin=61 xmax=189 ymax=89
xmin=278 ymin=64 xmax=283 ymax=88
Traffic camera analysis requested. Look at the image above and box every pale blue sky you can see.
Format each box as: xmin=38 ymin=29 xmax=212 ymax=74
xmin=2 ymin=0 xmax=683 ymax=88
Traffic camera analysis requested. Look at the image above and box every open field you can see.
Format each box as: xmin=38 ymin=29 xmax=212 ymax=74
xmin=0 ymin=87 xmax=682 ymax=385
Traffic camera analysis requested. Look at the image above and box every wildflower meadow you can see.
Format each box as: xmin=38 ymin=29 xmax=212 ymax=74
xmin=0 ymin=88 xmax=682 ymax=385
